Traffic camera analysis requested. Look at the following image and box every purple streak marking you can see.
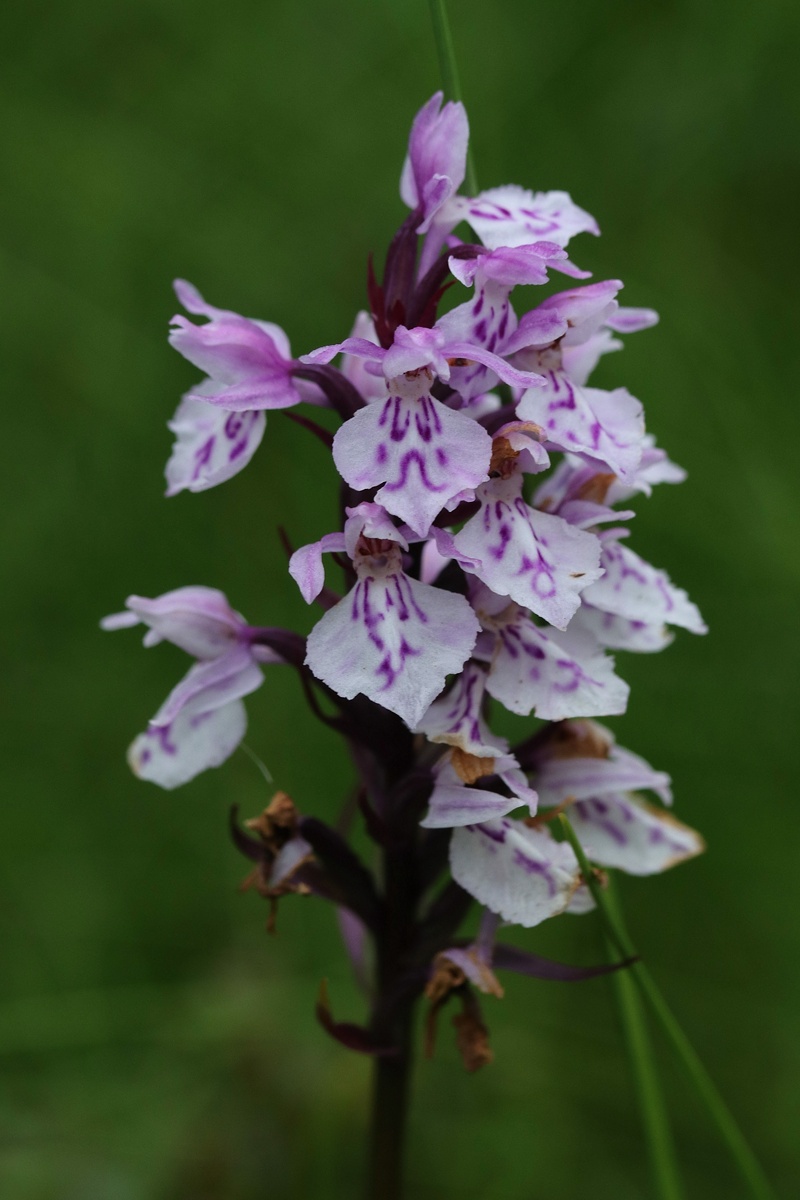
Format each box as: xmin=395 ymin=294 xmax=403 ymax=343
xmin=192 ymin=437 xmax=215 ymax=481
xmin=512 ymin=850 xmax=557 ymax=895
xmin=381 ymin=450 xmax=447 ymax=495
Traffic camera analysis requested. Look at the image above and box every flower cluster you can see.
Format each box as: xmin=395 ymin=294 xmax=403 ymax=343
xmin=106 ymin=94 xmax=706 ymax=1032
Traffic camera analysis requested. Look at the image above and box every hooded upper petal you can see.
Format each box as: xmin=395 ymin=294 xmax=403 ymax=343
xmin=421 ymin=754 xmax=535 ymax=828
xmin=169 ymin=281 xmax=303 ymax=412
xmin=400 ymin=92 xmax=469 ymax=232
xmin=102 ymin=587 xmax=244 ymax=658
xmin=534 ymin=723 xmax=673 ymax=808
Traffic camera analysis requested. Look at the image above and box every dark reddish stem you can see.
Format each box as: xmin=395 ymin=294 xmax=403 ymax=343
xmin=365 ymin=836 xmax=420 ymax=1200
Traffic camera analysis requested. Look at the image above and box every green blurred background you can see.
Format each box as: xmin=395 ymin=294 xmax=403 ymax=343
xmin=2 ymin=0 xmax=798 ymax=1196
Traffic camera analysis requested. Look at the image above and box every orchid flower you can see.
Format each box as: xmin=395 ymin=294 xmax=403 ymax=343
xmin=102 ymin=587 xmax=282 ymax=788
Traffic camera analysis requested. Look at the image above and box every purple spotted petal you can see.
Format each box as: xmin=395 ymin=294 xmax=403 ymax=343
xmin=450 ymin=818 xmax=582 ymax=928
xmin=582 ymin=535 xmax=707 ymax=634
xmin=102 ymin=587 xmax=244 ymax=658
xmin=569 ymin=794 xmax=705 ymax=875
xmin=165 ymin=393 xmax=266 ymax=495
xmin=332 ymin=388 xmax=492 ymax=537
xmin=400 ymin=92 xmax=468 ymax=232
xmin=453 ymin=474 xmax=602 ymax=630
xmin=151 ymin=644 xmax=264 ymax=727
xmin=416 ymin=661 xmax=506 ymax=756
xmin=517 ymin=375 xmax=645 ymax=482
xmin=436 ymin=298 xmax=517 ymax=403
xmin=464 ymin=185 xmax=598 ymax=262
xmin=570 ymin=604 xmax=674 ymax=653
xmin=482 ymin=608 xmax=629 ymax=720
xmin=304 ymin=570 xmax=480 ymax=728
xmin=128 ymin=699 xmax=247 ymax=790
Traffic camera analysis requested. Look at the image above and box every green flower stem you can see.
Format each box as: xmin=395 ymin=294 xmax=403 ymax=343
xmin=427 ymin=0 xmax=478 ymax=194
xmin=560 ymin=815 xmax=777 ymax=1200
xmin=604 ymin=880 xmax=684 ymax=1200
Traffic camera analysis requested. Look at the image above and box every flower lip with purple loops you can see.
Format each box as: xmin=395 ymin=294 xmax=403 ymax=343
xmin=290 ymin=503 xmax=481 ymax=728
xmin=303 ymin=326 xmax=544 ymax=538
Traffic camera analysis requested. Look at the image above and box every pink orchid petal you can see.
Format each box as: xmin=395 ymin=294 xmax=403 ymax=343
xmin=152 ymin=644 xmax=264 ymax=727
xmin=289 ymin=533 xmax=347 ymax=604
xmin=400 ymin=92 xmax=469 ymax=229
xmin=111 ymin=587 xmax=243 ymax=658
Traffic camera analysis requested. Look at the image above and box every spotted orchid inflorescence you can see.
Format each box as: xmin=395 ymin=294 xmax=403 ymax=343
xmin=105 ymin=93 xmax=706 ymax=1062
